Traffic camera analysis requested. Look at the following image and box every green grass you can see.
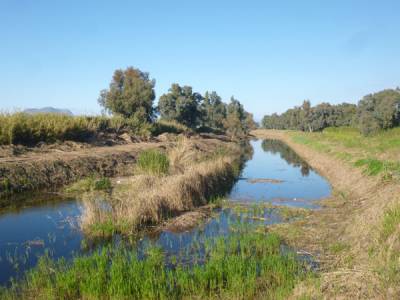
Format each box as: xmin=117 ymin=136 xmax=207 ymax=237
xmin=376 ymin=205 xmax=400 ymax=285
xmin=290 ymin=127 xmax=400 ymax=179
xmin=329 ymin=242 xmax=350 ymax=254
xmin=136 ymin=149 xmax=170 ymax=175
xmin=1 ymin=232 xmax=307 ymax=300
xmin=381 ymin=205 xmax=400 ymax=241
xmin=65 ymin=176 xmax=112 ymax=193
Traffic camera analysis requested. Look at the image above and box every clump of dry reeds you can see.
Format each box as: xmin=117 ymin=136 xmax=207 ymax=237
xmin=80 ymin=138 xmax=240 ymax=236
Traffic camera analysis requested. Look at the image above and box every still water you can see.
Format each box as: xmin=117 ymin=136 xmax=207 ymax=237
xmin=0 ymin=139 xmax=331 ymax=286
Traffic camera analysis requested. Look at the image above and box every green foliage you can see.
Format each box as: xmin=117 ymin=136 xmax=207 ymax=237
xmin=158 ymin=86 xmax=254 ymax=138
xmin=98 ymin=66 xmax=156 ymax=121
xmin=158 ymin=84 xmax=202 ymax=128
xmin=223 ymin=97 xmax=250 ymax=139
xmin=200 ymin=91 xmax=227 ymax=130
xmin=262 ymin=101 xmax=357 ymax=132
xmin=136 ymin=149 xmax=170 ymax=175
xmin=262 ymin=88 xmax=400 ymax=135
xmin=1 ymin=232 xmax=306 ymax=299
xmin=356 ymin=89 xmax=400 ymax=135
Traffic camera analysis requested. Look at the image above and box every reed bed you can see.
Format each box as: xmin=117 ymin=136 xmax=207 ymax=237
xmin=80 ymin=138 xmax=241 ymax=236
xmin=0 ymin=112 xmax=151 ymax=146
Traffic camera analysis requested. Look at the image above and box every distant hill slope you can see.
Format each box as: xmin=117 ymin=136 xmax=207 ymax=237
xmin=23 ymin=107 xmax=73 ymax=116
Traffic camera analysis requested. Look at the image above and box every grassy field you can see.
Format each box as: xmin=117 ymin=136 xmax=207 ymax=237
xmin=290 ymin=126 xmax=400 ymax=180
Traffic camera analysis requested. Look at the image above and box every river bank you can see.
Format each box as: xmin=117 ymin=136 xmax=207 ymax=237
xmin=0 ymin=133 xmax=231 ymax=200
xmin=253 ymin=129 xmax=400 ymax=299
xmin=0 ymin=137 xmax=331 ymax=299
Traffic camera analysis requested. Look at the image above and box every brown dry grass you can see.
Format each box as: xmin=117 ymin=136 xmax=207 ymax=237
xmin=80 ymin=137 xmax=240 ymax=236
xmin=253 ymin=129 xmax=400 ymax=299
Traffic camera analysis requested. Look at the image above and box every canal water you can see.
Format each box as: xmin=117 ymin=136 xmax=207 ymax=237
xmin=0 ymin=139 xmax=331 ymax=286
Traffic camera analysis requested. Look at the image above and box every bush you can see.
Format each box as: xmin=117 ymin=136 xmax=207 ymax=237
xmin=136 ymin=149 xmax=170 ymax=175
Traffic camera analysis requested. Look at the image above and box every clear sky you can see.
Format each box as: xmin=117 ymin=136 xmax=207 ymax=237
xmin=1 ymin=0 xmax=399 ymax=120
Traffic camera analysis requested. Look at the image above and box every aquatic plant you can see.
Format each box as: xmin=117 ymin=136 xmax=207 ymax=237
xmin=1 ymin=232 xmax=306 ymax=299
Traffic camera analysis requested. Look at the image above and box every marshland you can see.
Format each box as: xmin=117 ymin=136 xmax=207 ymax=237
xmin=2 ymin=2 xmax=400 ymax=298
xmin=1 ymin=69 xmax=400 ymax=300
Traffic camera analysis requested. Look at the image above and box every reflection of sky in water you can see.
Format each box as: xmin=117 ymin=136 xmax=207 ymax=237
xmin=229 ymin=140 xmax=331 ymax=208
xmin=136 ymin=207 xmax=283 ymax=266
xmin=0 ymin=200 xmax=83 ymax=285
xmin=0 ymin=139 xmax=331 ymax=286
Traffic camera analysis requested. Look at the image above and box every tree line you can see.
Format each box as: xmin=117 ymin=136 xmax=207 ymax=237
xmin=262 ymin=88 xmax=400 ymax=135
xmin=99 ymin=67 xmax=256 ymax=138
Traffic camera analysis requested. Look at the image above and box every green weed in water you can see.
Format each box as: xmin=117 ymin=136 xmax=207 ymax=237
xmin=1 ymin=231 xmax=307 ymax=299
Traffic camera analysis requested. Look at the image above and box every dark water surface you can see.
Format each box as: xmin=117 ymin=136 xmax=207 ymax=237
xmin=0 ymin=139 xmax=331 ymax=286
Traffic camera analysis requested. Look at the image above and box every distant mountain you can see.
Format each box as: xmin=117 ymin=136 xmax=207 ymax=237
xmin=23 ymin=107 xmax=73 ymax=116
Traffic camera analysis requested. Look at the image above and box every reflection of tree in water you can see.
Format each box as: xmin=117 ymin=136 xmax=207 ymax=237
xmin=261 ymin=139 xmax=310 ymax=176
xmin=235 ymin=140 xmax=254 ymax=178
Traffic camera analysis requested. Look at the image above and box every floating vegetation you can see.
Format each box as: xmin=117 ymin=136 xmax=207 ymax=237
xmin=246 ymin=178 xmax=284 ymax=184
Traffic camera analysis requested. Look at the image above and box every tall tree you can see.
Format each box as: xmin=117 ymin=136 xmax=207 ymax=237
xmin=201 ymin=91 xmax=226 ymax=130
xmin=224 ymin=97 xmax=248 ymax=138
xmin=357 ymin=89 xmax=400 ymax=134
xmin=98 ymin=67 xmax=155 ymax=122
xmin=158 ymin=84 xmax=202 ymax=128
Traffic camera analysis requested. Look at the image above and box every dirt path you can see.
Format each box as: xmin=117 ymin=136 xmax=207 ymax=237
xmin=0 ymin=141 xmax=172 ymax=199
xmin=0 ymin=142 xmax=166 ymax=164
xmin=252 ymin=129 xmax=399 ymax=299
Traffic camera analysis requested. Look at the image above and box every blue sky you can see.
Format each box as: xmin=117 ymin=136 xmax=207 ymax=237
xmin=1 ymin=0 xmax=399 ymax=120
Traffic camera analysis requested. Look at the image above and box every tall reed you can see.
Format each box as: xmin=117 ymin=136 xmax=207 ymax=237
xmin=0 ymin=112 xmax=152 ymax=146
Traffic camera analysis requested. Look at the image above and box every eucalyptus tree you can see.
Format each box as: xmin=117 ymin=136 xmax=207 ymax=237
xmin=158 ymin=83 xmax=203 ymax=128
xmin=98 ymin=67 xmax=156 ymax=122
xmin=356 ymin=89 xmax=400 ymax=135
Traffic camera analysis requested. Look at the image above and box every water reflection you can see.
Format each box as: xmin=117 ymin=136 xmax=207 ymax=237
xmin=0 ymin=139 xmax=331 ymax=286
xmin=261 ymin=139 xmax=310 ymax=176
xmin=229 ymin=139 xmax=331 ymax=206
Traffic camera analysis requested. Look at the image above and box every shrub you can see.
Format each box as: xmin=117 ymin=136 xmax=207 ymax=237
xmin=136 ymin=149 xmax=170 ymax=175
